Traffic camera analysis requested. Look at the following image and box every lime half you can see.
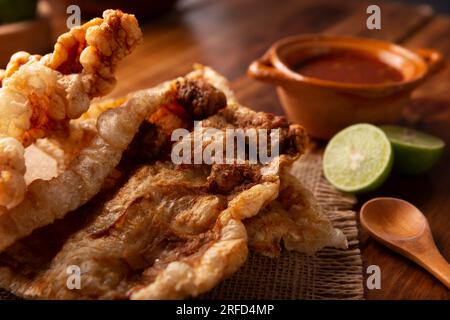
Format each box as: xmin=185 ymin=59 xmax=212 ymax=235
xmin=323 ymin=124 xmax=393 ymax=193
xmin=380 ymin=125 xmax=445 ymax=175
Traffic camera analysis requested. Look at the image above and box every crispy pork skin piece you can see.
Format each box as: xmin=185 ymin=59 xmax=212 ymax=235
xmin=0 ymin=67 xmax=346 ymax=300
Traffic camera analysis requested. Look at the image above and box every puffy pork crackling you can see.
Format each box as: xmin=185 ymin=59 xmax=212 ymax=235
xmin=0 ymin=9 xmax=346 ymax=299
xmin=0 ymin=65 xmax=347 ymax=299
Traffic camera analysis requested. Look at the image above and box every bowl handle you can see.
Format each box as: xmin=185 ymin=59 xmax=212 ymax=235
xmin=248 ymin=52 xmax=291 ymax=85
xmin=412 ymin=48 xmax=444 ymax=75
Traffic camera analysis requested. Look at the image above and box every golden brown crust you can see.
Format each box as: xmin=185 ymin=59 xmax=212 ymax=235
xmin=0 ymin=80 xmax=174 ymax=252
xmin=0 ymin=10 xmax=143 ymax=210
xmin=0 ymin=100 xmax=299 ymax=299
xmin=0 ymin=163 xmax=279 ymax=299
xmin=245 ymin=169 xmax=347 ymax=257
xmin=0 ymin=66 xmax=345 ymax=300
xmin=46 ymin=10 xmax=143 ymax=98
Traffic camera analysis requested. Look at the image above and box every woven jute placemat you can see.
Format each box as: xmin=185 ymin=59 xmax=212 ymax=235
xmin=0 ymin=151 xmax=364 ymax=300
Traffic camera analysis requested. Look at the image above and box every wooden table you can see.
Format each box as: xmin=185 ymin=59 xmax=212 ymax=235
xmin=110 ymin=0 xmax=450 ymax=299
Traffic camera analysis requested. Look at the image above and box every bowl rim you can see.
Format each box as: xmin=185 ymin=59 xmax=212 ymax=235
xmin=269 ymin=34 xmax=430 ymax=91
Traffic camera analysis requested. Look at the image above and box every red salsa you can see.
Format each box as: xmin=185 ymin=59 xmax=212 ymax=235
xmin=293 ymin=51 xmax=403 ymax=84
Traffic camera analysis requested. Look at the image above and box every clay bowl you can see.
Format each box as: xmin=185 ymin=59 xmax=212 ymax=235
xmin=248 ymin=34 xmax=443 ymax=140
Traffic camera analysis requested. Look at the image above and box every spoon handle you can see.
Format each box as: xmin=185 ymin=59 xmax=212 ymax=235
xmin=416 ymin=244 xmax=450 ymax=289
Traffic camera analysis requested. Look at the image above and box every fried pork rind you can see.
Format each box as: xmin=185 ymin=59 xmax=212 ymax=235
xmin=0 ymin=114 xmax=303 ymax=300
xmin=0 ymin=68 xmax=228 ymax=253
xmin=0 ymin=9 xmax=142 ymax=209
xmin=34 ymin=96 xmax=129 ymax=173
xmin=245 ymin=169 xmax=347 ymax=257
xmin=0 ymin=86 xmax=156 ymax=252
xmin=0 ymin=67 xmax=346 ymax=300
xmin=0 ymin=162 xmax=280 ymax=299
xmin=188 ymin=66 xmax=346 ymax=257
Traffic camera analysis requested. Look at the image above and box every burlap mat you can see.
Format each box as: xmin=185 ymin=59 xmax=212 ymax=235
xmin=0 ymin=152 xmax=364 ymax=300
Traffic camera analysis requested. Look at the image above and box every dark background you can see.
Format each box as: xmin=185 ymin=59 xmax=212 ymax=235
xmin=400 ymin=0 xmax=450 ymax=13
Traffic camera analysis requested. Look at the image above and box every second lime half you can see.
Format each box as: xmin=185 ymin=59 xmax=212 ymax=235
xmin=380 ymin=125 xmax=445 ymax=175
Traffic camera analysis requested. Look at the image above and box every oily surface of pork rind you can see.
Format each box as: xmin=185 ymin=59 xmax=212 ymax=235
xmin=185 ymin=67 xmax=347 ymax=256
xmin=0 ymin=79 xmax=180 ymax=253
xmin=0 ymin=9 xmax=142 ymax=210
xmin=0 ymin=162 xmax=280 ymax=299
xmin=0 ymin=67 xmax=345 ymax=300
xmin=245 ymin=169 xmax=347 ymax=257
xmin=0 ymin=99 xmax=306 ymax=300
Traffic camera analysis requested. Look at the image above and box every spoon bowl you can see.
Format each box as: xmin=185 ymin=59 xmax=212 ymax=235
xmin=360 ymin=197 xmax=450 ymax=289
xmin=361 ymin=198 xmax=427 ymax=240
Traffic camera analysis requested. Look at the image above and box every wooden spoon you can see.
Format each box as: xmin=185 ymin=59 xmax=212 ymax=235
xmin=360 ymin=197 xmax=450 ymax=289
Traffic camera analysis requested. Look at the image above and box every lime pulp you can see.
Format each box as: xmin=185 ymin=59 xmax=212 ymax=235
xmin=323 ymin=124 xmax=393 ymax=193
